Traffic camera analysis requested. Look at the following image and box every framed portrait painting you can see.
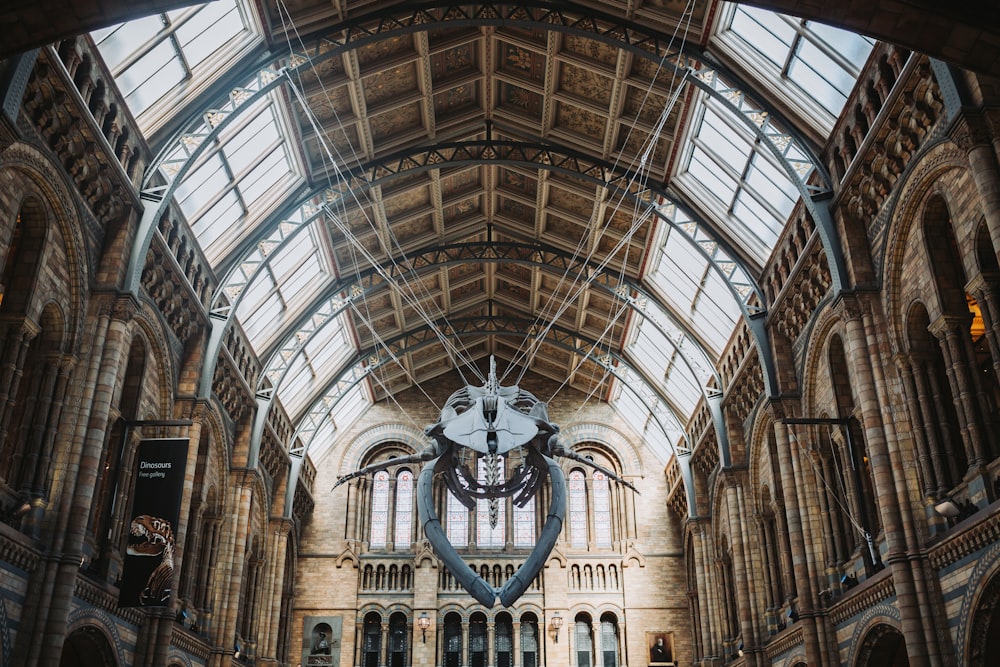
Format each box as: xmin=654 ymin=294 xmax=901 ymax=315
xmin=646 ymin=631 xmax=674 ymax=665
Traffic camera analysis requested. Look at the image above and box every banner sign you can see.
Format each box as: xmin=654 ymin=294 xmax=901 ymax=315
xmin=118 ymin=438 xmax=189 ymax=608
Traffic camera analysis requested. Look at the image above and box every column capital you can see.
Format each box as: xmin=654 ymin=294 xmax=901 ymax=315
xmin=950 ymin=112 xmax=994 ymax=153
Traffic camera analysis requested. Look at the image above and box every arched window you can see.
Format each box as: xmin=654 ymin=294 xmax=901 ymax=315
xmin=388 ymin=612 xmax=407 ymax=667
xmin=370 ymin=470 xmax=390 ymax=549
xmin=447 ymin=490 xmax=469 ymax=547
xmin=363 ymin=613 xmax=381 ymax=667
xmin=394 ymin=469 xmax=413 ymax=548
xmin=600 ymin=613 xmax=620 ymax=667
xmin=593 ymin=471 xmax=612 ymax=548
xmin=513 ymin=492 xmax=535 ymax=546
xmin=496 ymin=613 xmax=513 ymax=667
xmin=520 ymin=613 xmax=539 ymax=667
xmin=575 ymin=615 xmax=594 ymax=667
xmin=569 ymin=469 xmax=588 ymax=547
xmin=469 ymin=612 xmax=487 ymax=667
xmin=444 ymin=612 xmax=462 ymax=667
xmin=477 ymin=456 xmax=505 ymax=547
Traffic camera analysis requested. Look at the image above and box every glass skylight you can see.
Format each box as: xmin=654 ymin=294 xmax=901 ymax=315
xmin=674 ymin=98 xmax=799 ymax=260
xmin=93 ymin=0 xmax=259 ymax=128
xmin=714 ymin=3 xmax=874 ymax=125
xmin=173 ymin=97 xmax=302 ymax=265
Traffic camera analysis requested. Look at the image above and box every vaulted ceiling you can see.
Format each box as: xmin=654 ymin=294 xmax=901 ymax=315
xmin=10 ymin=0 xmax=892 ymax=462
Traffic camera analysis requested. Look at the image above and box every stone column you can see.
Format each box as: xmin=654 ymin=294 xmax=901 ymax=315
xmin=896 ymin=356 xmax=940 ymax=496
xmin=930 ymin=315 xmax=988 ymax=467
xmin=512 ymin=620 xmax=521 ymax=667
xmin=30 ymin=295 xmax=130 ymax=667
xmin=839 ymin=295 xmax=932 ymax=667
xmin=952 ymin=115 xmax=1000 ymax=264
xmin=769 ymin=408 xmax=822 ymax=667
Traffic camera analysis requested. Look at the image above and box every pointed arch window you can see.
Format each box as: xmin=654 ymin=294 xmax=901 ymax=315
xmin=575 ymin=616 xmax=594 ymax=667
xmin=600 ymin=614 xmax=620 ymax=667
xmin=370 ymin=470 xmax=390 ymax=549
xmin=394 ymin=469 xmax=413 ymax=548
xmin=447 ymin=489 xmax=469 ymax=547
xmin=593 ymin=471 xmax=612 ymax=548
xmin=569 ymin=469 xmax=588 ymax=548
xmin=496 ymin=614 xmax=513 ymax=667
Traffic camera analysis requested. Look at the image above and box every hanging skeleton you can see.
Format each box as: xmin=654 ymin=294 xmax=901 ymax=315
xmin=333 ymin=357 xmax=636 ymax=607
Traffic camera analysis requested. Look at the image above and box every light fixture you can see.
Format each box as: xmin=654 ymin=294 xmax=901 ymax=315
xmin=234 ymin=639 xmax=241 ymax=660
xmin=550 ymin=611 xmax=563 ymax=643
xmin=417 ymin=612 xmax=430 ymax=643
xmin=934 ymin=497 xmax=961 ymax=517
xmin=737 ymin=639 xmax=744 ymax=657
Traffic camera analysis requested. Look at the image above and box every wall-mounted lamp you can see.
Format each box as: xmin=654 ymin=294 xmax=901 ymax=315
xmin=417 ymin=612 xmax=431 ymax=643
xmin=550 ymin=611 xmax=563 ymax=643
xmin=934 ymin=497 xmax=961 ymax=517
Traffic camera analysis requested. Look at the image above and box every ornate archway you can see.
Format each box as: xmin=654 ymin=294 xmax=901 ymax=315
xmin=968 ymin=568 xmax=1000 ymax=666
xmin=58 ymin=626 xmax=118 ymax=667
xmin=854 ymin=623 xmax=908 ymax=667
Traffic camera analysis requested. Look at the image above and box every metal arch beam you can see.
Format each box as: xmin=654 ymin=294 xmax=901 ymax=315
xmin=281 ymin=313 xmax=698 ymax=518
xmin=245 ymin=237 xmax=729 ymax=489
xmin=203 ymin=137 xmax=760 ymax=403
xmin=260 ymin=239 xmax=716 ymax=401
xmin=290 ymin=315 xmax=696 ymax=455
xmin=135 ymin=0 xmax=834 ymax=299
xmin=215 ymin=138 xmax=764 ymax=316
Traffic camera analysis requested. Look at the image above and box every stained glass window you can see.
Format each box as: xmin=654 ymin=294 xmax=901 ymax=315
xmin=514 ymin=494 xmax=536 ymax=547
xmin=447 ymin=489 xmax=468 ymax=547
xmin=394 ymin=470 xmax=413 ymax=548
xmin=370 ymin=470 xmax=389 ymax=549
xmin=389 ymin=614 xmax=407 ymax=667
xmin=569 ymin=470 xmax=588 ymax=548
xmin=593 ymin=472 xmax=612 ymax=548
xmin=477 ymin=456 xmax=505 ymax=548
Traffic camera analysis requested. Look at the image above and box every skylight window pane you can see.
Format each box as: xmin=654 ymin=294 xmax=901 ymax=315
xmin=191 ymin=191 xmax=241 ymax=249
xmin=117 ymin=40 xmax=185 ymax=114
xmin=687 ymin=152 xmax=737 ymax=203
xmin=93 ymin=16 xmax=164 ymax=70
xmin=730 ymin=8 xmax=794 ymax=67
xmin=176 ymin=154 xmax=229 ymax=217
xmin=175 ymin=2 xmax=244 ymax=68
xmin=239 ymin=150 xmax=293 ymax=205
xmin=224 ymin=107 xmax=282 ymax=171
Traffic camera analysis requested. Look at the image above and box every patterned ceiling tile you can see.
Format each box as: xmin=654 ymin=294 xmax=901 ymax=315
xmin=498 ymin=168 xmax=537 ymax=196
xmin=369 ymin=102 xmax=423 ymax=142
xmin=560 ymin=34 xmax=618 ymax=66
xmin=497 ymin=262 xmax=531 ymax=283
xmin=383 ymin=187 xmax=430 ymax=218
xmin=392 ymin=213 xmax=435 ymax=245
xmin=448 ymin=262 xmax=480 ymax=282
xmin=334 ymin=232 xmax=383 ymax=269
xmin=433 ymin=82 xmax=479 ymax=117
xmin=496 ymin=195 xmax=531 ymax=223
xmin=450 ymin=278 xmax=484 ymax=304
xmin=441 ymin=168 xmax=480 ymax=197
xmin=430 ymin=43 xmax=478 ymax=81
xmin=554 ymin=102 xmax=608 ymax=143
xmin=544 ymin=214 xmax=588 ymax=247
xmin=621 ymin=86 xmax=678 ymax=126
xmin=356 ymin=34 xmax=413 ymax=67
xmin=548 ymin=186 xmax=594 ymax=219
xmin=364 ymin=63 xmax=419 ymax=107
xmin=443 ymin=196 xmax=480 ymax=223
xmin=497 ymin=81 xmax=543 ymax=119
xmin=615 ymin=126 xmax=670 ymax=167
xmin=499 ymin=42 xmax=545 ymax=82
xmin=305 ymin=85 xmax=354 ymax=121
xmin=558 ymin=61 xmax=613 ymax=107
xmin=639 ymin=0 xmax=707 ymax=22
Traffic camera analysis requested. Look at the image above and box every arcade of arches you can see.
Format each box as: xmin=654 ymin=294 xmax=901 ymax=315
xmin=2 ymin=1 xmax=1000 ymax=667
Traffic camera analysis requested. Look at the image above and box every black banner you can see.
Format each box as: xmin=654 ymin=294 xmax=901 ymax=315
xmin=118 ymin=438 xmax=189 ymax=608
